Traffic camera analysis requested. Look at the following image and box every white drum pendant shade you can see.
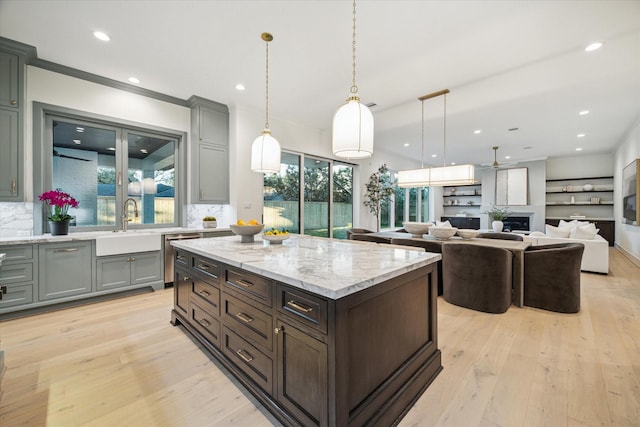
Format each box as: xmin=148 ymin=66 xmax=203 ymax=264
xmin=332 ymin=97 xmax=374 ymax=159
xmin=251 ymin=129 xmax=281 ymax=173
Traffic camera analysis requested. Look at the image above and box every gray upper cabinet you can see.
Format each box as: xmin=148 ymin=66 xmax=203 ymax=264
xmin=0 ymin=48 xmax=24 ymax=201
xmin=38 ymin=241 xmax=94 ymax=301
xmin=189 ymin=96 xmax=230 ymax=204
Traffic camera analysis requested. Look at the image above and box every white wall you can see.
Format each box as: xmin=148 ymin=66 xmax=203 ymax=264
xmin=615 ymin=118 xmax=640 ymax=264
xmin=546 ymin=152 xmax=614 ymax=179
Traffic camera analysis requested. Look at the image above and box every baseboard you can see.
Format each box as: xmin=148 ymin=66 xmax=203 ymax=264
xmin=615 ymin=243 xmax=640 ymax=268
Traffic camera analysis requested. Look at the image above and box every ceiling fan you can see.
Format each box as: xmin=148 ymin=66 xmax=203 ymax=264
xmin=479 ymin=146 xmax=518 ymax=169
xmin=53 ymin=150 xmax=91 ymax=162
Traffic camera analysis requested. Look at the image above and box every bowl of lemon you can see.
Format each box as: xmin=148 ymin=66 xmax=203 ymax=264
xmin=263 ymin=228 xmax=290 ymax=244
xmin=229 ymin=219 xmax=264 ymax=243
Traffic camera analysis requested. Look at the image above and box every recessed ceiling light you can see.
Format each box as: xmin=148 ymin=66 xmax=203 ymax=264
xmin=450 ymin=162 xmax=456 ymax=166
xmin=73 ymin=139 xmax=81 ymax=144
xmin=577 ymin=133 xmax=586 ymax=138
xmin=505 ymin=156 xmax=511 ymax=160
xmin=403 ymin=143 xmax=410 ymax=147
xmin=579 ymin=110 xmax=590 ymax=116
xmin=576 ymin=147 xmax=583 ymax=151
xmin=585 ymin=42 xmax=603 ymax=52
xmin=76 ymin=127 xmax=84 ymax=132
xmin=474 ymin=129 xmax=482 ymax=134
xmin=431 ymin=154 xmax=437 ymax=158
xmin=128 ymin=77 xmax=140 ymax=84
xmin=93 ymin=31 xmax=111 ymax=42
xmin=107 ymin=147 xmax=116 ymax=151
xmin=235 ymin=83 xmax=246 ymax=91
xmin=140 ymin=149 xmax=148 ymax=154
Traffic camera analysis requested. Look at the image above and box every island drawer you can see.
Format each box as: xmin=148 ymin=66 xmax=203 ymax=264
xmin=192 ymin=256 xmax=220 ymax=284
xmin=174 ymin=249 xmax=190 ymax=268
xmin=190 ymin=299 xmax=221 ymax=348
xmin=192 ymin=278 xmax=221 ymax=316
xmin=222 ymin=326 xmax=273 ymax=396
xmin=224 ymin=268 xmax=272 ymax=307
xmin=277 ymin=284 xmax=328 ymax=334
xmin=222 ymin=293 xmax=273 ymax=352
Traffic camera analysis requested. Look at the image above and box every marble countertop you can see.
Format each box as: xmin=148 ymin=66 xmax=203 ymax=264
xmin=171 ymin=235 xmax=441 ymax=300
xmin=0 ymin=227 xmax=231 ymax=246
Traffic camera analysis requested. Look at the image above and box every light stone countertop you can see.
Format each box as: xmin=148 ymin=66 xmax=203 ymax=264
xmin=0 ymin=227 xmax=231 ymax=246
xmin=171 ymin=235 xmax=441 ymax=300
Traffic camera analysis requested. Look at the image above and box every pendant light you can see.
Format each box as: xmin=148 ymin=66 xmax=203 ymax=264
xmin=332 ymin=0 xmax=374 ymax=159
xmin=397 ymin=89 xmax=475 ymax=187
xmin=251 ymin=32 xmax=281 ymax=173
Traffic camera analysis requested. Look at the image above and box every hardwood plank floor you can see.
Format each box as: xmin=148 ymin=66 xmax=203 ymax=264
xmin=1 ymin=248 xmax=638 ymax=426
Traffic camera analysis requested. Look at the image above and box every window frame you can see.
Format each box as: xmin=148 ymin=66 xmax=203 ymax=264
xmin=32 ymin=102 xmax=187 ymax=234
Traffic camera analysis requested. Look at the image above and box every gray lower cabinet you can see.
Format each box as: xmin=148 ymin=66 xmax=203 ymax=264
xmin=38 ymin=241 xmax=93 ymax=301
xmin=0 ymin=245 xmax=35 ymax=310
xmin=96 ymin=251 xmax=162 ymax=291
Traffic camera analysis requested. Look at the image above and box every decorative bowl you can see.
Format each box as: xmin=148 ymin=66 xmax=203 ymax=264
xmin=582 ymin=184 xmax=594 ymax=191
xmin=262 ymin=233 xmax=290 ymax=244
xmin=457 ymin=229 xmax=479 ymax=239
xmin=402 ymin=221 xmax=432 ymax=237
xmin=429 ymin=226 xmax=458 ymax=240
xmin=229 ymin=224 xmax=264 ymax=243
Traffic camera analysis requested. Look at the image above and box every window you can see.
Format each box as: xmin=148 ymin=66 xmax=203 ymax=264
xmin=263 ymin=152 xmax=354 ymax=239
xmin=386 ymin=171 xmax=430 ymax=228
xmin=34 ymin=103 xmax=184 ymax=234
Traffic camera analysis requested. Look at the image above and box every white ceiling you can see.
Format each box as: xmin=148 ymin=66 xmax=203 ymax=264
xmin=1 ymin=0 xmax=639 ymax=167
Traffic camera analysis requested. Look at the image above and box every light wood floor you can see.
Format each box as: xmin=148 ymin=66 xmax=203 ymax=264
xmin=1 ymin=249 xmax=639 ymax=427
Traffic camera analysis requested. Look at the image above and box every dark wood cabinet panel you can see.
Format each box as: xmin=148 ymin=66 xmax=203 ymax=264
xmin=225 ymin=267 xmax=272 ymax=307
xmin=222 ymin=326 xmax=273 ymax=396
xmin=173 ymin=267 xmax=190 ymax=318
xmin=441 ymin=216 xmax=480 ymax=229
xmin=190 ymin=299 xmax=221 ymax=347
xmin=222 ymin=293 xmax=273 ymax=353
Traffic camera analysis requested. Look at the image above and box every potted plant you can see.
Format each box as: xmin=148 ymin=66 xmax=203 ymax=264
xmin=363 ymin=164 xmax=393 ymax=232
xmin=38 ymin=189 xmax=79 ymax=236
xmin=202 ymin=216 xmax=217 ymax=228
xmin=483 ymin=205 xmax=511 ymax=232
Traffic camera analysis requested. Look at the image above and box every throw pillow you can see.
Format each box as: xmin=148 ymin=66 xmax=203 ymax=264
xmin=569 ymin=223 xmax=599 ymax=240
xmin=436 ymin=220 xmax=452 ymax=228
xmin=546 ymin=224 xmax=571 ymax=238
xmin=558 ymin=219 xmax=578 ymax=229
xmin=529 ymin=231 xmax=545 ymax=237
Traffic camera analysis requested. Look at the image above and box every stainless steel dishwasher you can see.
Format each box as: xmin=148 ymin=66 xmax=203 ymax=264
xmin=164 ymin=232 xmax=202 ymax=285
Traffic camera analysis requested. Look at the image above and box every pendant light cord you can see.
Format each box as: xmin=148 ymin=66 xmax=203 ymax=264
xmin=265 ymin=37 xmax=270 ymax=129
xmin=421 ymin=100 xmax=425 ymax=168
xmin=443 ymin=92 xmax=447 ymax=166
xmin=350 ymin=0 xmax=358 ymax=94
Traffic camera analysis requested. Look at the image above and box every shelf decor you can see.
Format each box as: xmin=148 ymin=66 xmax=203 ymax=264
xmin=622 ymin=159 xmax=639 ymax=226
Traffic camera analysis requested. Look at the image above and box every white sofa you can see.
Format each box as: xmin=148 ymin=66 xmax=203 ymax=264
xmin=522 ymin=234 xmax=609 ymax=274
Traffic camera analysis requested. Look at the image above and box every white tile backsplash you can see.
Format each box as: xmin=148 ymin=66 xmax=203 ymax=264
xmin=0 ymin=202 xmax=34 ymax=238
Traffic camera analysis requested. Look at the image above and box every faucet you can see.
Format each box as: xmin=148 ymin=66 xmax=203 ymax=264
xmin=122 ymin=198 xmax=139 ymax=232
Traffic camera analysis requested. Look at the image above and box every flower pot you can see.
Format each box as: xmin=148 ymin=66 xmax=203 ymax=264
xmin=49 ymin=219 xmax=70 ymax=236
xmin=492 ymin=220 xmax=504 ymax=233
xmin=203 ymin=220 xmax=217 ymax=229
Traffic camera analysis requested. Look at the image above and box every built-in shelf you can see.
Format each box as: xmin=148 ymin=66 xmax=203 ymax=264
xmin=546 ymin=201 xmax=614 ymax=206
xmin=546 ymin=190 xmax=613 ymax=194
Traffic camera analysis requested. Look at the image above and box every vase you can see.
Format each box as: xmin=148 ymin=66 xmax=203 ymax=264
xmin=202 ymin=220 xmax=217 ymax=228
xmin=492 ymin=220 xmax=504 ymax=232
xmin=49 ymin=220 xmax=70 ymax=236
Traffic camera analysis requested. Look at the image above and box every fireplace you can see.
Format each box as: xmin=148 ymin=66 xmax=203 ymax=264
xmin=502 ymin=216 xmax=530 ymax=232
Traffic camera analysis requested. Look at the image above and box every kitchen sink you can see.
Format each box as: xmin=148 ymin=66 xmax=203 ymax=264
xmin=95 ymin=232 xmax=162 ymax=256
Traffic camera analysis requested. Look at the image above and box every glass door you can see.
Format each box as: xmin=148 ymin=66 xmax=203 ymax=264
xmin=332 ymin=163 xmax=353 ymax=239
xmin=304 ymin=157 xmax=330 ymax=237
xmin=263 ymin=152 xmax=300 ymax=233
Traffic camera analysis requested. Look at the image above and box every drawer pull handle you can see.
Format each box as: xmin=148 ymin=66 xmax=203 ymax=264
xmin=176 ymin=255 xmax=187 ymax=261
xmin=236 ymin=279 xmax=254 ymax=288
xmin=235 ymin=312 xmax=254 ymax=323
xmin=287 ymin=300 xmax=313 ymax=313
xmin=54 ymin=248 xmax=79 ymax=253
xmin=197 ymin=264 xmax=210 ymax=270
xmin=198 ymin=318 xmax=211 ymax=328
xmin=236 ymin=349 xmax=254 ymax=363
xmin=198 ymin=289 xmax=211 ymax=297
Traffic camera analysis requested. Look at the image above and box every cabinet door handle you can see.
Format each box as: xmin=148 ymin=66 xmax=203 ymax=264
xmin=117 ymin=172 xmax=122 ymax=186
xmin=197 ymin=264 xmax=210 ymax=270
xmin=11 ymin=178 xmax=17 ymax=194
xmin=1 ymin=285 xmax=7 ymax=295
xmin=128 ymin=257 xmax=136 ymax=262
xmin=197 ymin=318 xmax=211 ymax=328
xmin=235 ymin=312 xmax=254 ymax=323
xmin=236 ymin=349 xmax=254 ymax=363
xmin=236 ymin=279 xmax=254 ymax=288
xmin=176 ymin=255 xmax=187 ymax=261
xmin=10 ymin=100 xmax=17 ymax=105
xmin=286 ymin=300 xmax=313 ymax=313
xmin=198 ymin=289 xmax=211 ymax=297
xmin=183 ymin=276 xmax=191 ymax=281
xmin=54 ymin=248 xmax=79 ymax=253
xmin=274 ymin=326 xmax=284 ymax=335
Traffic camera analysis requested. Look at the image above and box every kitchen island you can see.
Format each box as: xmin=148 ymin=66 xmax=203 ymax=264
xmin=170 ymin=235 xmax=442 ymax=427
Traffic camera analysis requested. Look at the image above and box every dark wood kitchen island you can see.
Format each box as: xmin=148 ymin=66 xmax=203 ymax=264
xmin=170 ymin=235 xmax=442 ymax=426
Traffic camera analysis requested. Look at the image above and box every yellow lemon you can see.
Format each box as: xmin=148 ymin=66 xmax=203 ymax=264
xmin=248 ymin=219 xmax=259 ymax=225
xmin=237 ymin=219 xmax=246 ymax=225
